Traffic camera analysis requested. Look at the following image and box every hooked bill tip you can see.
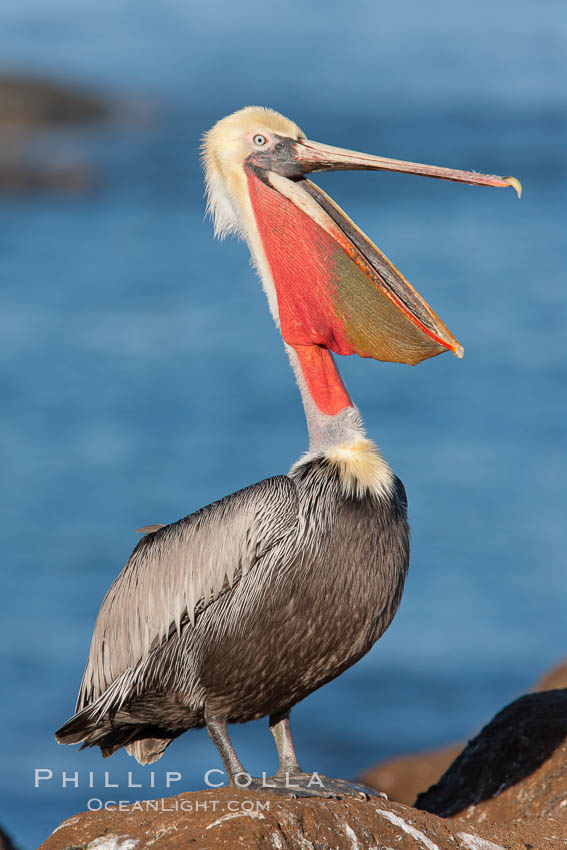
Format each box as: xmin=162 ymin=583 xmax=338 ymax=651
xmin=453 ymin=343 xmax=464 ymax=360
xmin=504 ymin=176 xmax=522 ymax=199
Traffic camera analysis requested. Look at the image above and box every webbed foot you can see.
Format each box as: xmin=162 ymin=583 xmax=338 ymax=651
xmin=234 ymin=772 xmax=384 ymax=799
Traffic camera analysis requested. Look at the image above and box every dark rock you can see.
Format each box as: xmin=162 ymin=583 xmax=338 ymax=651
xmin=0 ymin=75 xmax=111 ymax=194
xmin=0 ymin=74 xmax=112 ymax=192
xmin=0 ymin=162 xmax=92 ymax=194
xmin=361 ymin=657 xmax=567 ymax=807
xmin=0 ymin=75 xmax=110 ymax=129
xmin=416 ymin=688 xmax=567 ymax=824
xmin=0 ymin=824 xmax=22 ymax=850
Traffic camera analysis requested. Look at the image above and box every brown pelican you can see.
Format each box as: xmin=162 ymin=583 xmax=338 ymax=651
xmin=56 ymin=107 xmax=519 ymax=796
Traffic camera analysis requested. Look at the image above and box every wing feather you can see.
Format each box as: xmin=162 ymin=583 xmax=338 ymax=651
xmin=76 ymin=476 xmax=298 ymax=711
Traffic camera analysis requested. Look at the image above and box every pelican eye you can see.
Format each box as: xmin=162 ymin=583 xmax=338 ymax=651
xmin=253 ymin=134 xmax=268 ymax=147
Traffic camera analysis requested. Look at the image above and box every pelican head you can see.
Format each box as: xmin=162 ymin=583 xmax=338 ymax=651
xmin=202 ymin=106 xmax=305 ymax=240
xmin=202 ymin=106 xmax=520 ymax=380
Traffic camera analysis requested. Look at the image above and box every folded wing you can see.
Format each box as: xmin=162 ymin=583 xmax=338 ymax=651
xmin=75 ymin=475 xmax=299 ymax=712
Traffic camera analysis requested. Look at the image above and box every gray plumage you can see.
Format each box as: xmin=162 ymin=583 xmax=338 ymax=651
xmin=56 ymin=456 xmax=409 ymax=764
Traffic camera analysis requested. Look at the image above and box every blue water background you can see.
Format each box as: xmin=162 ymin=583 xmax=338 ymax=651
xmin=1 ymin=1 xmax=566 ymax=846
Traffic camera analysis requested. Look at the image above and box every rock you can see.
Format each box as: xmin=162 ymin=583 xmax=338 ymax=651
xmin=360 ymin=657 xmax=567 ymax=806
xmin=359 ymin=743 xmax=462 ymax=806
xmin=0 ymin=162 xmax=92 ymax=194
xmin=0 ymin=75 xmax=110 ymax=129
xmin=416 ymin=688 xmax=567 ymax=825
xmin=36 ymin=786 xmax=558 ymax=850
xmin=40 ymin=688 xmax=567 ymax=848
xmin=535 ymin=659 xmax=567 ymax=692
xmin=0 ymin=74 xmax=111 ymax=192
xmin=0 ymin=824 xmax=21 ymax=850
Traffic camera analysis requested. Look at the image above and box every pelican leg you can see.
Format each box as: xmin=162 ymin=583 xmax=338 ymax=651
xmin=269 ymin=709 xmax=301 ymax=774
xmin=206 ymin=708 xmax=380 ymax=798
xmin=267 ymin=709 xmax=382 ymax=799
xmin=205 ymin=711 xmax=246 ymax=785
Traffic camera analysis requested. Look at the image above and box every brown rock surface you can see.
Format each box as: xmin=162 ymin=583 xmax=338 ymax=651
xmin=39 ymin=688 xmax=567 ymax=848
xmin=416 ymin=688 xmax=567 ymax=826
xmin=37 ymin=786 xmax=561 ymax=850
xmin=535 ymin=660 xmax=567 ymax=692
xmin=360 ymin=743 xmax=462 ymax=805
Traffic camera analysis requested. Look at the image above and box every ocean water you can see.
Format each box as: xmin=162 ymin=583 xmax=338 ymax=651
xmin=1 ymin=1 xmax=566 ymax=847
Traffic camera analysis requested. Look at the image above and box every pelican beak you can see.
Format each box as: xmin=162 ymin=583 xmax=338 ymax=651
xmin=245 ymin=136 xmax=520 ymax=367
xmin=285 ymin=138 xmax=522 ymax=196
